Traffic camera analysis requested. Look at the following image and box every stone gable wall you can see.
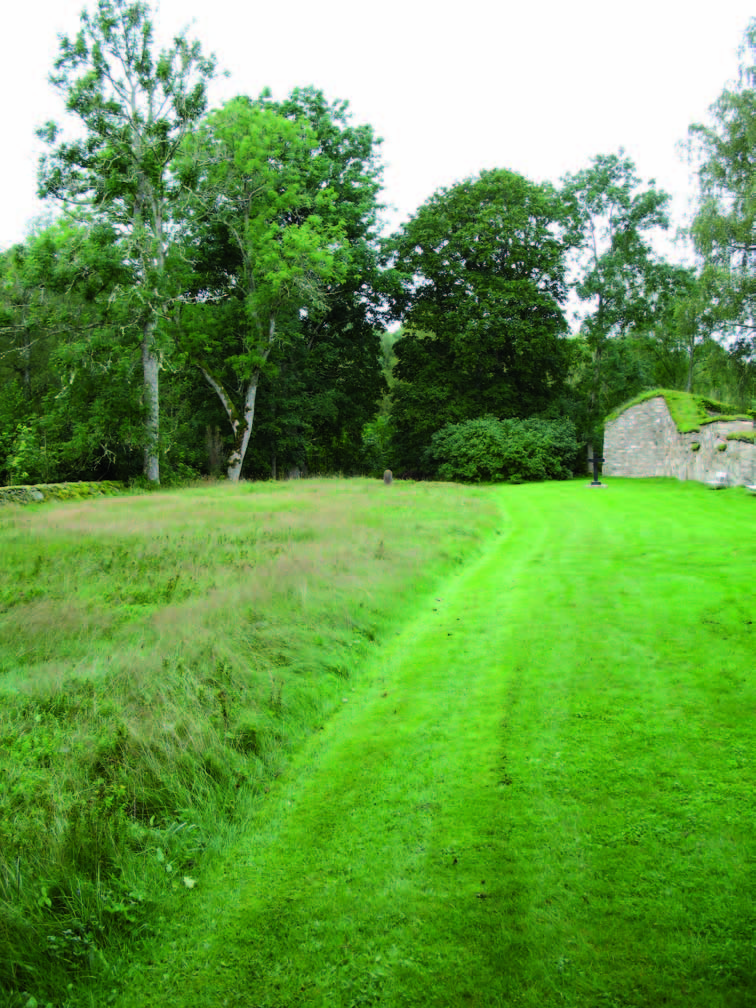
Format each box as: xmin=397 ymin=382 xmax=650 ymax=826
xmin=604 ymin=396 xmax=756 ymax=486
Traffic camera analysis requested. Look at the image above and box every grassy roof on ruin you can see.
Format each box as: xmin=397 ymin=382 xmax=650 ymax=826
xmin=605 ymin=389 xmax=751 ymax=434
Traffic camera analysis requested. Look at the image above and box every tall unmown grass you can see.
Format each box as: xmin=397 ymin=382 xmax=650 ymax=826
xmin=0 ymin=478 xmax=499 ymax=1007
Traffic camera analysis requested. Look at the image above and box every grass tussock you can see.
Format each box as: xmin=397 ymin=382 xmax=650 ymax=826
xmin=0 ymin=478 xmax=499 ymax=1008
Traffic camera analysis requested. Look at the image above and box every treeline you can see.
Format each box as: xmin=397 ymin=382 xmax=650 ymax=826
xmin=1 ymin=1 xmax=755 ymax=486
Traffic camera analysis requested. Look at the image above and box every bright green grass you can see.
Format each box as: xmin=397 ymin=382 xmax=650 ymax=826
xmin=0 ymin=479 xmax=501 ymax=1008
xmin=119 ymin=478 xmax=755 ymax=1008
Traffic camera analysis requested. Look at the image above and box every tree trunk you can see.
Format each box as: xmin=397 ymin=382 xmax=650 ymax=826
xmin=589 ymin=342 xmax=603 ymax=420
xmin=686 ymin=339 xmax=695 ymax=393
xmin=198 ymin=317 xmax=276 ymax=483
xmin=142 ymin=319 xmax=160 ymax=484
xmin=227 ymin=378 xmax=259 ymax=482
xmin=198 ymin=364 xmax=260 ymax=483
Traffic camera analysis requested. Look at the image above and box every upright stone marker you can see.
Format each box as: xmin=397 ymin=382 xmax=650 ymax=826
xmin=383 ymin=470 xmax=393 ymax=485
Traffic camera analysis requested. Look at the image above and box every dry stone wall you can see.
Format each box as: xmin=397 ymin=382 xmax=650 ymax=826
xmin=604 ymin=396 xmax=756 ymax=486
xmin=0 ymin=481 xmax=124 ymax=505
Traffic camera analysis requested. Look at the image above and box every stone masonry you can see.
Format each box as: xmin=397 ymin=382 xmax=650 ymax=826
xmin=603 ymin=396 xmax=756 ymax=486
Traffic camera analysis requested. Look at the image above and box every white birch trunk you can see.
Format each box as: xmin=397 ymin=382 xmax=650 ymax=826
xmin=227 ymin=379 xmax=259 ymax=482
xmin=198 ymin=316 xmax=276 ymax=482
xmin=199 ymin=366 xmax=260 ymax=483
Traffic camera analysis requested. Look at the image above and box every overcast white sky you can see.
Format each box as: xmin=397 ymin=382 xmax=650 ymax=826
xmin=1 ymin=0 xmax=753 ymax=255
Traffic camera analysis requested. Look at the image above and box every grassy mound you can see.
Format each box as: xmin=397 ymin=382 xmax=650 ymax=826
xmin=605 ymin=388 xmax=751 ymax=433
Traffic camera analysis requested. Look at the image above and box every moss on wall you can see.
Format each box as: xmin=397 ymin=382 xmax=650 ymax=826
xmin=606 ymin=389 xmax=750 ymax=433
xmin=0 ymin=481 xmax=124 ymax=505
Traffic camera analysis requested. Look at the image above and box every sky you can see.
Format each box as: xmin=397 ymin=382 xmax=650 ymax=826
xmin=1 ymin=0 xmax=753 ymax=256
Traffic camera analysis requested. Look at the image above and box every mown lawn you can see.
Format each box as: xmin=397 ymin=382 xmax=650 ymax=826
xmin=116 ymin=478 xmax=755 ymax=1008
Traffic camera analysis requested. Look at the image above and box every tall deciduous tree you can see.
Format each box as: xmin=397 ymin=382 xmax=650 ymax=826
xmin=661 ymin=267 xmax=718 ymax=393
xmin=561 ymin=152 xmax=670 ymax=442
xmin=385 ymin=169 xmax=572 ymax=472
xmin=37 ymin=0 xmax=218 ymax=483
xmin=176 ymin=95 xmax=352 ymax=481
xmin=688 ymin=20 xmax=756 ymax=339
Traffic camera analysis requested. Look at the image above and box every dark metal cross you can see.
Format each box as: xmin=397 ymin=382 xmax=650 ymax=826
xmin=587 ymin=454 xmax=604 ymax=486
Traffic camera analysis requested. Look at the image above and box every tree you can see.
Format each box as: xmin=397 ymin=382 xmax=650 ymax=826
xmin=688 ymin=20 xmax=756 ymax=339
xmin=37 ymin=0 xmax=219 ymax=483
xmin=604 ymin=263 xmax=716 ymax=398
xmin=561 ymin=153 xmax=670 ymax=441
xmin=384 ymin=169 xmax=572 ymax=472
xmin=176 ymin=91 xmax=382 ymax=481
xmin=0 ymin=222 xmax=143 ymax=483
xmin=240 ymin=88 xmax=386 ymax=478
xmin=659 ymin=267 xmax=718 ymax=393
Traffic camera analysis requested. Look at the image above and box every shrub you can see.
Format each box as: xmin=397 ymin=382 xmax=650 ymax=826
xmin=425 ymin=416 xmax=580 ymax=483
xmin=6 ymin=423 xmax=58 ymax=485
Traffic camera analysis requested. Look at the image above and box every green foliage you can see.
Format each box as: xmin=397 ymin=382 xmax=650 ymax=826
xmin=562 ymin=152 xmax=671 ymax=346
xmin=267 ymin=90 xmax=386 ymax=477
xmin=0 ymin=223 xmax=148 ymax=485
xmin=175 ymin=88 xmax=384 ymax=480
xmin=360 ymin=414 xmax=393 ymax=477
xmin=2 ymin=77 xmax=386 ymax=487
xmin=426 ymin=416 xmax=580 ymax=483
xmin=561 ymin=153 xmax=672 ymax=438
xmin=384 ymin=169 xmax=572 ymax=472
xmin=38 ymin=0 xmax=218 ymax=234
xmin=727 ymin=430 xmax=756 ymax=443
xmin=5 ymin=424 xmax=55 ymax=485
xmin=689 ymin=19 xmax=756 ymax=336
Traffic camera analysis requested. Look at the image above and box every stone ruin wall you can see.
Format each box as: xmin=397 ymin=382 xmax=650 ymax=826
xmin=604 ymin=396 xmax=756 ymax=486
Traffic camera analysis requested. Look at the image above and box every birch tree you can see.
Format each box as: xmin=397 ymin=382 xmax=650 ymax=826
xmin=177 ymin=96 xmax=351 ymax=481
xmin=689 ymin=20 xmax=756 ymax=341
xmin=561 ymin=153 xmax=670 ymax=444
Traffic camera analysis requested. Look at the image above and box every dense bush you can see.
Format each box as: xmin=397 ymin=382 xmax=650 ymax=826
xmin=425 ymin=416 xmax=581 ymax=483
